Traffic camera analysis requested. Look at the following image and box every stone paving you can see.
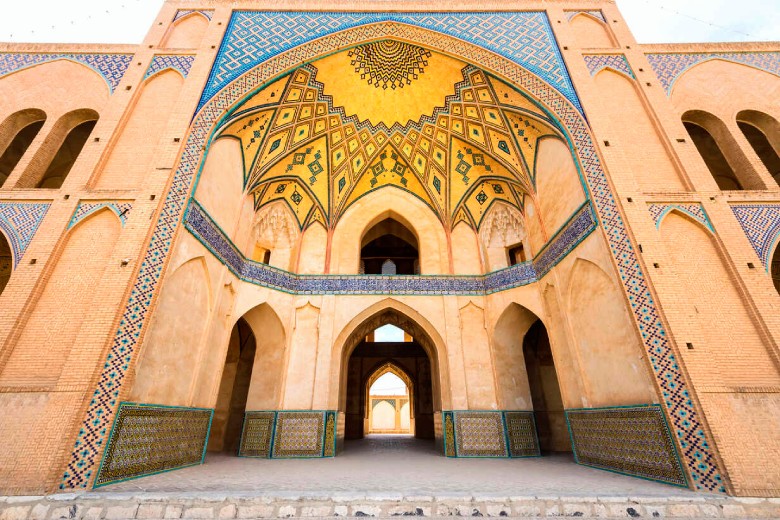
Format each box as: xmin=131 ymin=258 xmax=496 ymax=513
xmin=1 ymin=436 xmax=778 ymax=519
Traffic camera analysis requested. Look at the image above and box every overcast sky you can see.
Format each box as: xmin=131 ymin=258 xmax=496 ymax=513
xmin=0 ymin=0 xmax=776 ymax=44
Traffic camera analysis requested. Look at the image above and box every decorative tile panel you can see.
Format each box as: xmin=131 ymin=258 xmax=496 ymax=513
xmin=199 ymin=11 xmax=580 ymax=112
xmin=0 ymin=202 xmax=50 ymax=267
xmin=566 ymin=405 xmax=687 ymax=487
xmin=272 ymin=411 xmax=325 ymax=458
xmin=730 ymin=204 xmax=780 ymax=270
xmin=185 ymin=198 xmax=594 ymax=295
xmin=443 ymin=412 xmax=456 ymax=457
xmin=62 ymin=23 xmax=725 ymax=492
xmin=646 ymin=52 xmax=780 ymax=95
xmin=174 ymin=9 xmax=214 ymax=22
xmin=323 ymin=411 xmax=337 ymax=457
xmin=238 ymin=411 xmax=275 ymax=458
xmin=583 ymin=54 xmax=635 ymax=79
xmin=93 ymin=403 xmax=213 ymax=487
xmin=648 ymin=203 xmax=713 ymax=233
xmin=453 ymin=411 xmax=508 ymax=457
xmin=68 ymin=202 xmax=133 ymax=229
xmin=0 ymin=53 xmax=132 ymax=93
xmin=144 ymin=55 xmax=196 ymax=80
xmin=565 ymin=10 xmax=606 ymax=23
xmin=504 ymin=411 xmax=540 ymax=457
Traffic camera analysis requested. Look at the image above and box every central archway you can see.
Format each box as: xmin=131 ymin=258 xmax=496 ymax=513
xmin=332 ymin=299 xmax=450 ymax=452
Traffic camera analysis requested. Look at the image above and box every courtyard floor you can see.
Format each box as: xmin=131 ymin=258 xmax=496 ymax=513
xmin=95 ymin=434 xmax=700 ymax=498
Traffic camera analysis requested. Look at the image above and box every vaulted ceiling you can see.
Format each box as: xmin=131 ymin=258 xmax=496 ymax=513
xmin=214 ymin=40 xmax=563 ymax=231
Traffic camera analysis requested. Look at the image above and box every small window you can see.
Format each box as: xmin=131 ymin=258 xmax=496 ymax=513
xmin=262 ymin=250 xmax=271 ymax=265
xmin=508 ymin=243 xmax=526 ymax=265
xmin=381 ymin=259 xmax=397 ymax=275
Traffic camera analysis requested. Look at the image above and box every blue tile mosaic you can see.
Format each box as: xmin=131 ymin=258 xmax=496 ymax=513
xmin=646 ymin=52 xmax=780 ymax=95
xmin=198 ymin=11 xmax=581 ymax=112
xmin=68 ymin=202 xmax=133 ymax=229
xmin=583 ymin=54 xmax=635 ymax=79
xmin=648 ymin=203 xmax=713 ymax=233
xmin=184 ymin=198 xmax=594 ymax=295
xmin=0 ymin=53 xmax=133 ymax=93
xmin=730 ymin=204 xmax=780 ymax=271
xmin=0 ymin=202 xmax=51 ymax=267
xmin=144 ymin=55 xmax=196 ymax=80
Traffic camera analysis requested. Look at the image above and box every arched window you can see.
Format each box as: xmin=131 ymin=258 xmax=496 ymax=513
xmin=736 ymin=110 xmax=780 ymax=187
xmin=683 ymin=110 xmax=764 ymax=190
xmin=0 ymin=109 xmax=46 ymax=187
xmin=0 ymin=231 xmax=12 ymax=296
xmin=16 ymin=109 xmax=98 ymax=189
xmin=360 ymin=217 xmax=419 ymax=275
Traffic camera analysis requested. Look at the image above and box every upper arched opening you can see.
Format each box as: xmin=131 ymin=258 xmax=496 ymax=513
xmin=360 ymin=217 xmax=419 ymax=275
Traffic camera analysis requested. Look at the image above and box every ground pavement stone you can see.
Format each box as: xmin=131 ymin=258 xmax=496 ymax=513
xmin=217 ymin=505 xmax=235 ymax=519
xmin=0 ymin=507 xmax=31 ymax=520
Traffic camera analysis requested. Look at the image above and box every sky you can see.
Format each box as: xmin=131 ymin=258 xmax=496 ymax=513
xmin=0 ymin=0 xmax=776 ymax=45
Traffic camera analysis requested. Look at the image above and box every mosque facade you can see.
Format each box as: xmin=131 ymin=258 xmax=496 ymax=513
xmin=0 ymin=0 xmax=779 ymax=497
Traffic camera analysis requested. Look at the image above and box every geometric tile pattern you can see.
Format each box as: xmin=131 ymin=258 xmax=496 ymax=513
xmin=504 ymin=411 xmax=540 ymax=457
xmin=199 ymin=11 xmax=581 ymax=112
xmin=68 ymin=202 xmax=133 ymax=229
xmin=730 ymin=204 xmax=780 ymax=270
xmin=184 ymin=197 xmax=594 ymax=295
xmin=272 ymin=411 xmax=326 ymax=458
xmin=566 ymin=405 xmax=688 ymax=487
xmin=646 ymin=52 xmax=780 ymax=95
xmin=61 ymin=23 xmax=725 ymax=492
xmin=144 ymin=55 xmax=196 ymax=81
xmin=0 ymin=202 xmax=51 ymax=267
xmin=443 ymin=412 xmax=456 ymax=457
xmin=583 ymin=54 xmax=635 ymax=79
xmin=173 ymin=10 xmax=214 ymax=22
xmin=93 ymin=403 xmax=213 ymax=487
xmin=0 ymin=53 xmax=133 ymax=93
xmin=648 ymin=203 xmax=713 ymax=233
xmin=323 ymin=411 xmax=337 ymax=457
xmin=565 ymin=10 xmax=606 ymax=23
xmin=453 ymin=411 xmax=508 ymax=457
xmin=238 ymin=411 xmax=275 ymax=458
xmin=349 ymin=40 xmax=431 ymax=90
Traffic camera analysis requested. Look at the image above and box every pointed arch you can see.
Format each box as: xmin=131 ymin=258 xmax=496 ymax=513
xmin=95 ymin=69 xmax=184 ymax=190
xmin=129 ymin=255 xmax=212 ymax=405
xmin=568 ymin=13 xmax=616 ymax=48
xmin=15 ymin=108 xmax=99 ymax=189
xmin=0 ymin=207 xmax=121 ymax=387
xmin=736 ymin=110 xmax=780 ymax=186
xmin=652 ymin=204 xmax=714 ymax=235
xmin=0 ymin=109 xmax=47 ymax=187
xmin=162 ymin=12 xmax=209 ymax=49
xmin=0 ymin=228 xmax=13 ymax=296
xmin=332 ymin=298 xmax=449 ymax=412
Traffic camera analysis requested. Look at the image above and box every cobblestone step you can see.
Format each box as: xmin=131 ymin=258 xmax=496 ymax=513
xmin=1 ymin=494 xmax=778 ymax=519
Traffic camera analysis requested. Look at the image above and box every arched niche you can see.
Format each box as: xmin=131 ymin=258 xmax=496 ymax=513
xmin=683 ymin=110 xmax=763 ymax=190
xmin=194 ymin=137 xmax=245 ymax=236
xmin=161 ymin=13 xmax=209 ymax=49
xmin=492 ymin=302 xmax=570 ymax=452
xmin=96 ymin=70 xmax=185 ymax=190
xmin=451 ymin=222 xmax=482 ymax=274
xmin=330 ymin=188 xmax=447 ymax=275
xmin=567 ymin=258 xmax=657 ymax=407
xmin=129 ymin=256 xmax=212 ymax=406
xmin=0 ymin=209 xmax=121 ymax=387
xmin=0 ymin=109 xmax=46 ymax=187
xmin=248 ymin=200 xmax=300 ymax=270
xmin=736 ymin=110 xmax=780 ymax=186
xmin=534 ymin=136 xmax=585 ymax=235
xmin=360 ymin=216 xmax=419 ymax=275
xmin=594 ymin=69 xmax=684 ymax=191
xmin=16 ymin=109 xmax=99 ymax=189
xmin=659 ymin=212 xmax=780 ymax=387
xmin=568 ymin=13 xmax=616 ymax=49
xmin=297 ymin=223 xmax=328 ymax=274
xmin=479 ymin=202 xmax=525 ymax=272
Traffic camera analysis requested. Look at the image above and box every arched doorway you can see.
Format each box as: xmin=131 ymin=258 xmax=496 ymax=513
xmin=360 ymin=217 xmax=420 ymax=275
xmin=207 ymin=317 xmax=257 ymax=454
xmin=367 ymin=365 xmax=412 ymax=434
xmin=336 ymin=303 xmax=446 ymax=451
xmin=522 ymin=320 xmax=571 ymax=453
